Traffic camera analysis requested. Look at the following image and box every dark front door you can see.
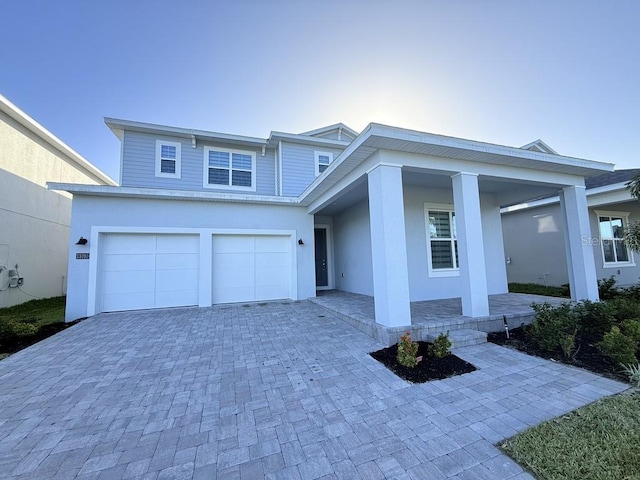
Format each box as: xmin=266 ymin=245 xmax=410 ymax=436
xmin=314 ymin=228 xmax=328 ymax=288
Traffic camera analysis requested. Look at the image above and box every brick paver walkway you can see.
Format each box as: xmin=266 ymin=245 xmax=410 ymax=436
xmin=0 ymin=301 xmax=627 ymax=479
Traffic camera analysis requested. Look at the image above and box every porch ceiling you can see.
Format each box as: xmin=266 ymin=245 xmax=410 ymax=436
xmin=314 ymin=169 xmax=565 ymax=215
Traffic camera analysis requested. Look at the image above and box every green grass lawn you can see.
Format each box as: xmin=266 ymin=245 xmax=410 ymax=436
xmin=501 ymin=392 xmax=640 ymax=480
xmin=0 ymin=296 xmax=66 ymax=359
xmin=0 ymin=296 xmax=66 ymax=326
xmin=508 ymin=282 xmax=570 ymax=298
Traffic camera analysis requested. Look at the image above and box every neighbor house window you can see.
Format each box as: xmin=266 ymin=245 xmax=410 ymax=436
xmin=155 ymin=140 xmax=181 ymax=178
xmin=204 ymin=147 xmax=256 ymax=191
xmin=596 ymin=211 xmax=634 ymax=266
xmin=315 ymin=151 xmax=333 ymax=176
xmin=425 ymin=204 xmax=458 ymax=277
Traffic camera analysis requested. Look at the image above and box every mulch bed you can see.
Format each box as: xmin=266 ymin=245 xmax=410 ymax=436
xmin=488 ymin=326 xmax=627 ymax=383
xmin=370 ymin=341 xmax=476 ymax=383
xmin=0 ymin=320 xmax=82 ymax=357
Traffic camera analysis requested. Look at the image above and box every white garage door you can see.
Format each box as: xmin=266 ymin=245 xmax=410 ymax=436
xmin=101 ymin=234 xmax=199 ymax=312
xmin=212 ymin=235 xmax=291 ymax=304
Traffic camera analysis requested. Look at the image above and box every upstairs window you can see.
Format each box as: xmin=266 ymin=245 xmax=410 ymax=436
xmin=204 ymin=147 xmax=256 ymax=191
xmin=596 ymin=211 xmax=634 ymax=266
xmin=425 ymin=204 xmax=459 ymax=277
xmin=155 ymin=140 xmax=181 ymax=178
xmin=315 ymin=151 xmax=333 ymax=176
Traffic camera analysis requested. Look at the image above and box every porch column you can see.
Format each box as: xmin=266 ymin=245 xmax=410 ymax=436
xmin=560 ymin=185 xmax=599 ymax=301
xmin=451 ymin=172 xmax=490 ymax=317
xmin=367 ymin=164 xmax=411 ymax=327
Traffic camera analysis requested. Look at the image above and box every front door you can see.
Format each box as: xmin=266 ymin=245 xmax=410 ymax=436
xmin=314 ymin=228 xmax=328 ymax=288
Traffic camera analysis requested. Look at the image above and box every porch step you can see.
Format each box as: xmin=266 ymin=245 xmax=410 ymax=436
xmin=426 ymin=329 xmax=487 ymax=348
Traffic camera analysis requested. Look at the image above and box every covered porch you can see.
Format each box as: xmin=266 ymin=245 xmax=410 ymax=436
xmin=302 ymin=125 xmax=611 ymax=330
xmin=310 ymin=290 xmax=567 ymax=346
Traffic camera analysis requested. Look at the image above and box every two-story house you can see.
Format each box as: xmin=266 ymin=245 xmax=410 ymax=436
xmin=50 ymin=119 xmax=614 ymax=329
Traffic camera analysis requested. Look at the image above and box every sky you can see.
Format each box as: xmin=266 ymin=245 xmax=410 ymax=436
xmin=1 ymin=0 xmax=638 ymax=182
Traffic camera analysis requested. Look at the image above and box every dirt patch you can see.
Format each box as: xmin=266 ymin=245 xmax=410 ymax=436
xmin=370 ymin=341 xmax=476 ymax=383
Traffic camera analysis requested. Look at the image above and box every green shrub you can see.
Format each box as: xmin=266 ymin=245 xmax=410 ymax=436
xmin=528 ymin=302 xmax=578 ymax=353
xmin=0 ymin=319 xmax=39 ymax=339
xmin=573 ymin=300 xmax=615 ymax=339
xmin=397 ymin=331 xmax=422 ymax=368
xmin=428 ymin=332 xmax=451 ymax=358
xmin=559 ymin=330 xmax=577 ymax=359
xmin=507 ymin=283 xmax=569 ymax=298
xmin=621 ymin=319 xmax=640 ymax=344
xmin=608 ymin=296 xmax=640 ymax=324
xmin=597 ymin=326 xmax=638 ymax=365
xmin=597 ymin=276 xmax=619 ymax=300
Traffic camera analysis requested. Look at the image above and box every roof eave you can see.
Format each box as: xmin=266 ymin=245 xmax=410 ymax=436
xmin=104 ymin=117 xmax=269 ymax=148
xmin=1 ymin=94 xmax=116 ymax=186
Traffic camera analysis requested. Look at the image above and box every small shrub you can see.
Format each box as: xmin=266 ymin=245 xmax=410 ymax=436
xmin=573 ymin=300 xmax=615 ymax=339
xmin=559 ymin=330 xmax=577 ymax=359
xmin=397 ymin=331 xmax=422 ymax=368
xmin=0 ymin=319 xmax=39 ymax=339
xmin=428 ymin=332 xmax=451 ymax=359
xmin=528 ymin=302 xmax=578 ymax=353
xmin=620 ymin=362 xmax=640 ymax=387
xmin=621 ymin=319 xmax=640 ymax=344
xmin=597 ymin=326 xmax=638 ymax=365
xmin=598 ymin=276 xmax=619 ymax=300
xmin=608 ymin=296 xmax=640 ymax=324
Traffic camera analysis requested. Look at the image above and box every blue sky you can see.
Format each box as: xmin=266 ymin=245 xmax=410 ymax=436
xmin=1 ymin=0 xmax=638 ymax=182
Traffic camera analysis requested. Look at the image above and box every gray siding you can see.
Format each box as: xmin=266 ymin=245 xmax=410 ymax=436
xmin=502 ymin=201 xmax=640 ymax=287
xmin=281 ymin=143 xmax=344 ymax=197
xmin=121 ymin=131 xmax=275 ymax=195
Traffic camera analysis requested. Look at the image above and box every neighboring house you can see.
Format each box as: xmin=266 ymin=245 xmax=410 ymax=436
xmin=502 ymin=168 xmax=640 ymax=287
xmin=50 ymin=121 xmax=614 ymax=328
xmin=0 ymin=94 xmax=115 ymax=308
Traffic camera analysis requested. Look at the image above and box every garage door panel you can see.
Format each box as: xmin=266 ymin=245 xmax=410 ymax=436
xmin=213 ymin=235 xmax=254 ymax=253
xmin=156 ymin=234 xmax=199 ymax=253
xmin=103 ymin=253 xmax=155 ymax=272
xmin=155 ymin=289 xmax=198 ymax=308
xmin=255 ymin=236 xmax=288 ymax=252
xmin=105 ymin=234 xmax=156 ymax=254
xmin=156 ymin=253 xmax=199 ymax=270
xmin=103 ymin=270 xmax=155 ymax=295
xmin=255 ymin=252 xmax=289 ymax=268
xmin=255 ymin=284 xmax=289 ymax=300
xmin=155 ymin=268 xmax=199 ymax=292
xmin=103 ymin=292 xmax=155 ymax=312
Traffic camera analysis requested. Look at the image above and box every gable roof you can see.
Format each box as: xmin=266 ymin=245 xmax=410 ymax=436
xmin=1 ymin=94 xmax=116 ymax=186
xmin=585 ymin=168 xmax=640 ymax=189
xmin=300 ymin=123 xmax=358 ymax=140
xmin=520 ymin=139 xmax=558 ymax=155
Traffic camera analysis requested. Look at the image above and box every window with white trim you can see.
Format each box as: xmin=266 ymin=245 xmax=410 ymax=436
xmin=596 ymin=211 xmax=634 ymax=266
xmin=425 ymin=204 xmax=459 ymax=276
xmin=204 ymin=147 xmax=256 ymax=191
xmin=155 ymin=140 xmax=181 ymax=178
xmin=315 ymin=151 xmax=333 ymax=176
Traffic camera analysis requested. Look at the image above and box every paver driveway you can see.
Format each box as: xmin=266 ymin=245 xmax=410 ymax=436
xmin=0 ymin=301 xmax=627 ymax=479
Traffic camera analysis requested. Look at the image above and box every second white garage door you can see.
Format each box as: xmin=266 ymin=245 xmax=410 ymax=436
xmin=212 ymin=235 xmax=291 ymax=304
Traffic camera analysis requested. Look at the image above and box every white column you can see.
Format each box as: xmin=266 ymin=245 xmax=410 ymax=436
xmin=368 ymin=164 xmax=411 ymax=327
xmin=452 ymin=172 xmax=490 ymax=317
xmin=560 ymin=186 xmax=599 ymax=301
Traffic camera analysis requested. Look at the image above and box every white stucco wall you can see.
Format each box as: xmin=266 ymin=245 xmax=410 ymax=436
xmin=0 ymin=109 xmax=112 ymax=307
xmin=330 ymin=184 xmax=508 ymax=301
xmin=66 ymin=195 xmax=315 ymax=321
xmin=333 ymin=199 xmax=374 ymax=296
